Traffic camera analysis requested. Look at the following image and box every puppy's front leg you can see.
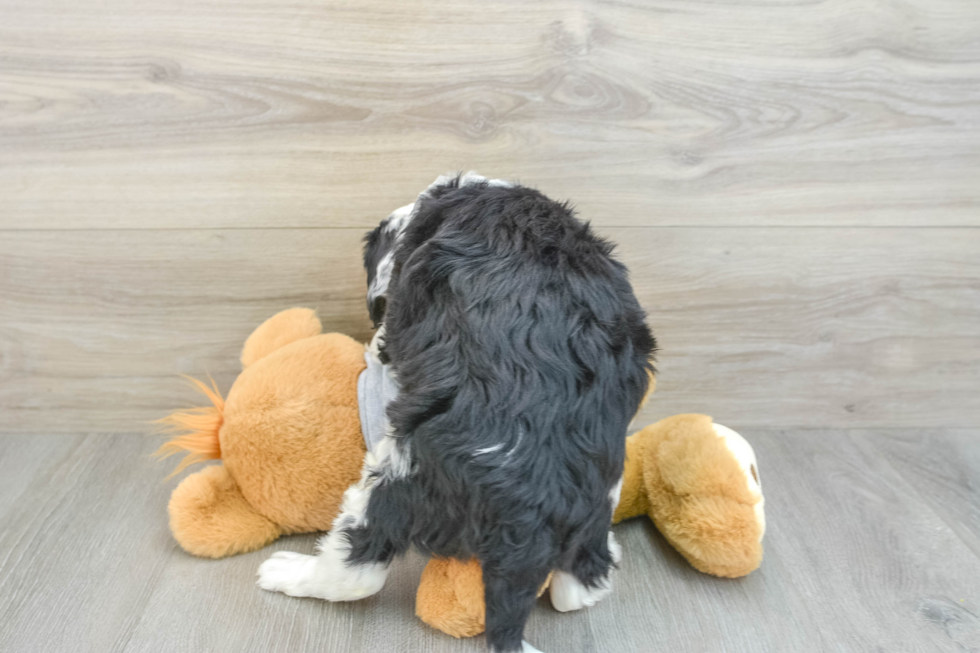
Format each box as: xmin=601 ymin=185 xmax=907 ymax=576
xmin=256 ymin=542 xmax=388 ymax=601
xmin=257 ymin=469 xmax=389 ymax=601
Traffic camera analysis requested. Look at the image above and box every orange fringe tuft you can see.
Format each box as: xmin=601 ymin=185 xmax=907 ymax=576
xmin=154 ymin=375 xmax=225 ymax=478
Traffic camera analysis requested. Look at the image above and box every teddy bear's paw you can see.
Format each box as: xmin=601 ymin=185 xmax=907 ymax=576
xmin=257 ymin=551 xmax=320 ymax=597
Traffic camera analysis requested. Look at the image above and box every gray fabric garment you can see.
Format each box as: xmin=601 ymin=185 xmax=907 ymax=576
xmin=357 ymin=351 xmax=399 ymax=454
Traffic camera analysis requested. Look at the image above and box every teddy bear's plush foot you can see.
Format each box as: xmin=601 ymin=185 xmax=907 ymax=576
xmin=169 ymin=465 xmax=283 ymax=558
xmin=416 ymin=558 xmax=556 ymax=638
xmin=416 ymin=557 xmax=487 ymax=638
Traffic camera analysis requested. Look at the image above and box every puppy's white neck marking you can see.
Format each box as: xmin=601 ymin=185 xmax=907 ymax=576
xmin=384 ymin=203 xmax=415 ymax=235
xmin=368 ymin=253 xmax=394 ymax=309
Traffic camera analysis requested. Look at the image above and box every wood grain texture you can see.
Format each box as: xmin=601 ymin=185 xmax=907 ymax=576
xmin=1 ymin=431 xmax=978 ymax=652
xmin=634 ymin=227 xmax=980 ymax=431
xmin=870 ymin=430 xmax=980 ymax=560
xmin=0 ymin=228 xmax=374 ymax=433
xmin=0 ymin=435 xmax=174 ymax=653
xmin=2 ymin=0 xmax=979 ymax=229
xmin=2 ymin=227 xmax=979 ymax=433
xmin=735 ymin=431 xmax=980 ymax=652
xmin=0 ymin=434 xmax=82 ymax=519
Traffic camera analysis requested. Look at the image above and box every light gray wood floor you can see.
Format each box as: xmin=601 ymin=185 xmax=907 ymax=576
xmin=0 ymin=430 xmax=977 ymax=652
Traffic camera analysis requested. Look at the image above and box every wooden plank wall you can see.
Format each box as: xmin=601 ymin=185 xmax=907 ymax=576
xmin=1 ymin=0 xmax=979 ymax=433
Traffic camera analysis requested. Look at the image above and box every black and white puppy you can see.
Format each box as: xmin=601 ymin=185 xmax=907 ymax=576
xmin=258 ymin=173 xmax=655 ymax=653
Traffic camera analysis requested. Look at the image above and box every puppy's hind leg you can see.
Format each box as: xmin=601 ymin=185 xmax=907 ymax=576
xmin=483 ymin=558 xmax=553 ymax=653
xmin=550 ymin=528 xmax=622 ymax=613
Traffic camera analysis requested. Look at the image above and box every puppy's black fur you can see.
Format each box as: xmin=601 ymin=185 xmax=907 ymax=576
xmin=354 ymin=177 xmax=655 ymax=652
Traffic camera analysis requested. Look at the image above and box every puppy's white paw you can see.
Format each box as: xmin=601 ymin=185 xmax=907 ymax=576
xmin=550 ymin=570 xmax=613 ymax=612
xmin=257 ymin=551 xmax=319 ymax=597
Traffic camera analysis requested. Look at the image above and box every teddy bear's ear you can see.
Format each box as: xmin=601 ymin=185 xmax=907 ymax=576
xmin=241 ymin=308 xmax=323 ymax=369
